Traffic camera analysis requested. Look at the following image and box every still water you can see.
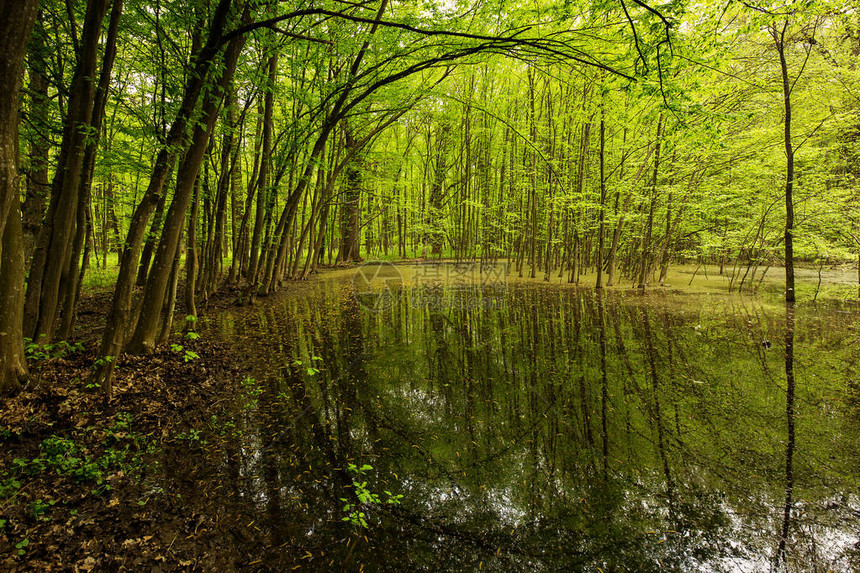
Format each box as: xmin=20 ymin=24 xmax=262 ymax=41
xmin=198 ymin=263 xmax=859 ymax=571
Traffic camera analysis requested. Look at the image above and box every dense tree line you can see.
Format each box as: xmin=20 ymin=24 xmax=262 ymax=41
xmin=0 ymin=0 xmax=857 ymax=392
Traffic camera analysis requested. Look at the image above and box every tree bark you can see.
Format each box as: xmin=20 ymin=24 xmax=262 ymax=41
xmin=91 ymin=0 xmax=235 ymax=390
xmin=774 ymin=22 xmax=796 ymax=302
xmin=24 ymin=0 xmax=112 ymax=345
xmin=126 ymin=24 xmax=246 ymax=354
xmin=0 ymin=0 xmax=39 ymax=392
xmin=22 ymin=14 xmax=50 ymax=263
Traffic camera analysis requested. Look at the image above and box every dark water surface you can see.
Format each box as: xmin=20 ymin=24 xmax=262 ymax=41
xmin=190 ymin=264 xmax=859 ymax=571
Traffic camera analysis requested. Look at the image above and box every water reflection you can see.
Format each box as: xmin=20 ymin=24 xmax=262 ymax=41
xmin=201 ymin=270 xmax=860 ymax=571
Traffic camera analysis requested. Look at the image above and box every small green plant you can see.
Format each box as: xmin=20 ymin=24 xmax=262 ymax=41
xmin=0 ymin=473 xmax=21 ymax=499
xmin=15 ymin=538 xmax=29 ymax=556
xmin=24 ymin=339 xmax=85 ymax=361
xmin=88 ymin=356 xmax=114 ymax=387
xmin=209 ymin=414 xmax=237 ymax=437
xmin=175 ymin=428 xmax=206 ymax=445
xmin=339 ymin=463 xmax=403 ymax=529
xmin=32 ymin=498 xmax=56 ymax=521
xmin=170 ymin=343 xmax=199 ymax=362
xmin=292 ymin=355 xmax=323 ymax=376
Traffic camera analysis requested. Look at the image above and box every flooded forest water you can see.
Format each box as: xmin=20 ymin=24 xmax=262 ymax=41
xmin=164 ymin=263 xmax=859 ymax=571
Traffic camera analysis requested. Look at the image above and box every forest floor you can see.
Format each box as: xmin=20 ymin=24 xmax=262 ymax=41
xmin=1 ymin=260 xmax=857 ymax=571
xmin=0 ymin=289 xmax=262 ymax=571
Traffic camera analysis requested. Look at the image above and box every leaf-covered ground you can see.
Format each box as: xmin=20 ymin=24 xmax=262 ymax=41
xmin=0 ymin=290 xmax=268 ymax=571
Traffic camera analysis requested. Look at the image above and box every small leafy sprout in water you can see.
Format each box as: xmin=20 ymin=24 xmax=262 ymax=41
xmin=15 ymin=538 xmax=29 ymax=556
xmin=339 ymin=463 xmax=403 ymax=529
xmin=293 ymin=356 xmax=322 ymax=376
xmin=175 ymin=428 xmax=206 ymax=445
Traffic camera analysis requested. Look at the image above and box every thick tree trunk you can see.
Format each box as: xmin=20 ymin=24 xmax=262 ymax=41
xmin=0 ymin=1 xmax=38 ymax=247
xmin=337 ymin=126 xmax=363 ymax=263
xmin=0 ymin=0 xmax=38 ymax=393
xmin=0 ymin=200 xmax=28 ymax=393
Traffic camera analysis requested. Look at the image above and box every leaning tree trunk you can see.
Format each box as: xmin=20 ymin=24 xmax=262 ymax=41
xmin=126 ymin=26 xmax=246 ymax=355
xmin=91 ymin=0 xmax=235 ymax=390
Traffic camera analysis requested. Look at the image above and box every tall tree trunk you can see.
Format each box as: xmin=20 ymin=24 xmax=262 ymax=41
xmin=596 ymin=110 xmax=606 ymax=289
xmin=22 ymin=14 xmax=50 ymax=263
xmin=774 ymin=22 xmax=796 ymax=302
xmin=337 ymin=125 xmax=363 ymax=263
xmin=24 ymin=0 xmax=111 ymax=345
xmin=58 ymin=0 xmax=124 ymax=340
xmin=0 ymin=0 xmax=39 ymax=393
xmin=126 ymin=25 xmax=246 ymax=355
xmin=638 ymin=114 xmax=663 ymax=289
xmin=248 ymin=67 xmax=273 ymax=280
xmin=185 ymin=177 xmax=201 ymax=324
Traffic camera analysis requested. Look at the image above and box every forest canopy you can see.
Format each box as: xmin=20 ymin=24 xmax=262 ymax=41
xmin=0 ymin=0 xmax=859 ymax=392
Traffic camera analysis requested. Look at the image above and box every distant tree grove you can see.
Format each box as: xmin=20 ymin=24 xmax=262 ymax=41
xmin=0 ymin=0 xmax=858 ymax=392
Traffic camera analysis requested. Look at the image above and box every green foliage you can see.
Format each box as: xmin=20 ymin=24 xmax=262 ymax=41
xmin=32 ymin=498 xmax=56 ymax=521
xmin=174 ymin=428 xmax=206 ymax=445
xmin=7 ymin=415 xmax=153 ymax=499
xmin=24 ymin=339 xmax=85 ymax=362
xmin=339 ymin=463 xmax=403 ymax=529
xmin=170 ymin=343 xmax=199 ymax=362
xmin=292 ymin=356 xmax=323 ymax=377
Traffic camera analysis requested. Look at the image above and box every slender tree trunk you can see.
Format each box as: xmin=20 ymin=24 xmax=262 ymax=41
xmin=91 ymin=0 xmax=235 ymax=390
xmin=638 ymin=115 xmax=663 ymax=289
xmin=58 ymin=0 xmax=124 ymax=340
xmin=126 ymin=25 xmax=246 ymax=354
xmin=185 ymin=177 xmax=201 ymax=323
xmin=22 ymin=15 xmax=50 ymax=263
xmin=774 ymin=22 xmax=796 ymax=302
xmin=24 ymin=0 xmax=111 ymax=344
xmin=596 ymin=111 xmax=606 ymax=289
xmin=248 ymin=55 xmax=276 ymax=280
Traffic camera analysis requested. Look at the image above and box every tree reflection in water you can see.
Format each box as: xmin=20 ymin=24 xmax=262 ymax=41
xmin=201 ymin=273 xmax=860 ymax=571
